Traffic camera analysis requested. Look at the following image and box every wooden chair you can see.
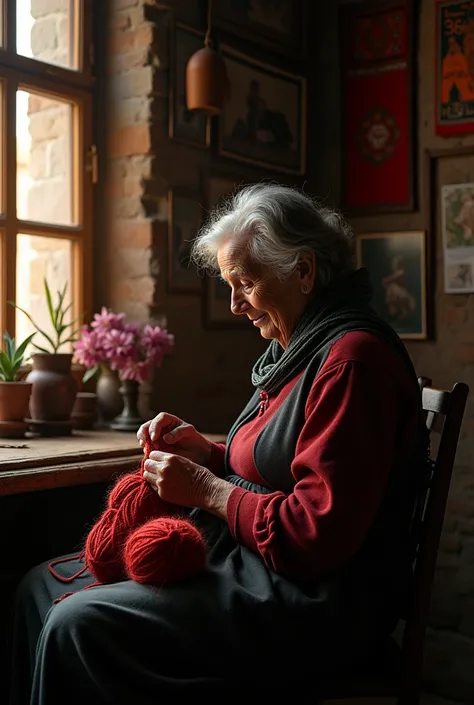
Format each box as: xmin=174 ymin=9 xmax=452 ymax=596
xmin=322 ymin=378 xmax=469 ymax=705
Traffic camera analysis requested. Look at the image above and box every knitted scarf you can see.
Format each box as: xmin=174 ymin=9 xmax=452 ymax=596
xmin=251 ymin=267 xmax=420 ymax=395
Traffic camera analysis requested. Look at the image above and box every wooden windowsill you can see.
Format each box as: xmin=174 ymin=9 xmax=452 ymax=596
xmin=0 ymin=430 xmax=227 ymax=497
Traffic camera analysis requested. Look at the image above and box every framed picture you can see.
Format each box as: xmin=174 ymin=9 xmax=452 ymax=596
xmin=435 ymin=1 xmax=474 ymax=136
xmin=213 ymin=0 xmax=306 ymax=57
xmin=202 ymin=174 xmax=249 ymax=329
xmin=218 ymin=46 xmax=306 ymax=175
xmin=441 ymin=182 xmax=474 ymax=293
xmin=339 ymin=0 xmax=416 ymax=213
xmin=167 ymin=188 xmax=203 ymax=293
xmin=169 ymin=23 xmax=210 ymax=148
xmin=169 ymin=0 xmax=207 ymax=29
xmin=356 ymin=231 xmax=428 ymax=340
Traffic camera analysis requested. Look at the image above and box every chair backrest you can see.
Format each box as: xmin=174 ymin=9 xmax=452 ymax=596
xmin=399 ymin=378 xmax=469 ymax=701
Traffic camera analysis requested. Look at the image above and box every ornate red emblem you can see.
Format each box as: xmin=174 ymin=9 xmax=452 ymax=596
xmin=357 ymin=106 xmax=400 ymax=164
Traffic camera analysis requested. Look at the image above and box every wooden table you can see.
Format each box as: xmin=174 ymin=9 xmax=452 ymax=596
xmin=0 ymin=430 xmax=226 ymax=497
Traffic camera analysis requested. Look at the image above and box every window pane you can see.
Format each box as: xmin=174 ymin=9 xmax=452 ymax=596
xmin=17 ymin=89 xmax=75 ymax=226
xmin=16 ymin=0 xmax=77 ymax=70
xmin=16 ymin=234 xmax=73 ymax=354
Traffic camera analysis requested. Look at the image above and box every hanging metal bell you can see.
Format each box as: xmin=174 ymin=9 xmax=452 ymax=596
xmin=185 ymin=46 xmax=229 ymax=115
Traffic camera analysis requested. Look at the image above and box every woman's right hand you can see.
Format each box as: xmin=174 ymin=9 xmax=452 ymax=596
xmin=137 ymin=413 xmax=213 ymax=467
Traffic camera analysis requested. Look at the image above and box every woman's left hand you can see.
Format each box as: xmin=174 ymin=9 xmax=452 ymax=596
xmin=143 ymin=450 xmax=215 ymax=508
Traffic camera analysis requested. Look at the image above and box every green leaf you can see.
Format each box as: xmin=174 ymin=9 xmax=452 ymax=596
xmin=57 ymin=302 xmax=73 ymax=330
xmin=12 ymin=332 xmax=36 ymax=365
xmin=82 ymin=365 xmax=99 ymax=383
xmin=8 ymin=301 xmax=41 ymax=334
xmin=53 ymin=283 xmax=68 ymax=330
xmin=0 ymin=350 xmax=14 ymax=381
xmin=10 ymin=360 xmax=22 ymax=378
xmin=33 ymin=343 xmax=53 ymax=354
xmin=44 ymin=278 xmax=56 ymax=328
xmin=10 ymin=302 xmax=56 ymax=351
xmin=3 ymin=332 xmax=15 ymax=360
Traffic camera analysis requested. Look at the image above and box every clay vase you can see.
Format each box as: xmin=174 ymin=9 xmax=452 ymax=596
xmin=0 ymin=381 xmax=32 ymax=438
xmin=96 ymin=365 xmax=123 ymax=422
xmin=109 ymin=380 xmax=143 ymax=432
xmin=71 ymin=392 xmax=98 ymax=430
xmin=26 ymin=353 xmax=78 ymax=422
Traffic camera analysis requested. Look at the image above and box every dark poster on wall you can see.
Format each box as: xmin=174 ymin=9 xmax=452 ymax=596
xmin=436 ymin=0 xmax=474 ymax=136
xmin=339 ymin=0 xmax=416 ymax=214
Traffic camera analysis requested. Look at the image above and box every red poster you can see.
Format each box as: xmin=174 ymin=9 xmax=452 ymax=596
xmin=340 ymin=1 xmax=415 ymax=213
xmin=436 ymin=0 xmax=474 ymax=136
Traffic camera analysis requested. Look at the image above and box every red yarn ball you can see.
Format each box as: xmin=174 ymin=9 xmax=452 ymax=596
xmin=124 ymin=517 xmax=207 ymax=585
xmin=107 ymin=469 xmax=143 ymax=508
xmin=84 ymin=508 xmax=128 ymax=584
xmin=108 ymin=471 xmax=171 ymax=527
xmin=85 ymin=439 xmax=183 ymax=585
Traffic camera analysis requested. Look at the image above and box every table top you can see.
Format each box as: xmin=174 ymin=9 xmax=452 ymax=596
xmin=0 ymin=430 xmax=226 ymax=496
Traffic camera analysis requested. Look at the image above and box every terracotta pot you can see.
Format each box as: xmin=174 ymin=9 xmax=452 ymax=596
xmin=26 ymin=353 xmax=78 ymax=421
xmin=96 ymin=365 xmax=123 ymax=421
xmin=0 ymin=381 xmax=32 ymax=438
xmin=72 ymin=392 xmax=98 ymax=430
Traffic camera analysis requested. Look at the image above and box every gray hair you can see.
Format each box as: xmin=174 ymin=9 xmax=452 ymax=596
xmin=190 ymin=183 xmax=355 ymax=289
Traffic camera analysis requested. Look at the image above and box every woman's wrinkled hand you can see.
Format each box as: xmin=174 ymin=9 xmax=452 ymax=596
xmin=142 ymin=451 xmax=215 ymax=508
xmin=137 ymin=413 xmax=212 ymax=466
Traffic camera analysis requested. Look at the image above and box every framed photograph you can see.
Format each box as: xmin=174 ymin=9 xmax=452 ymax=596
xmin=435 ymin=1 xmax=474 ymax=136
xmin=169 ymin=23 xmax=210 ymax=148
xmin=202 ymin=174 xmax=249 ymax=329
xmin=356 ymin=231 xmax=428 ymax=340
xmin=213 ymin=0 xmax=306 ymax=57
xmin=339 ymin=0 xmax=416 ymax=213
xmin=167 ymin=189 xmax=203 ymax=293
xmin=218 ymin=46 xmax=306 ymax=175
xmin=441 ymin=182 xmax=474 ymax=293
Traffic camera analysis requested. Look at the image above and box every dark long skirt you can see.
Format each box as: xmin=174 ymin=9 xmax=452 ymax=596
xmin=9 ymin=507 xmax=343 ymax=705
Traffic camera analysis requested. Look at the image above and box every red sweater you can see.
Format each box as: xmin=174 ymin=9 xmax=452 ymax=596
xmin=207 ymin=331 xmax=420 ymax=582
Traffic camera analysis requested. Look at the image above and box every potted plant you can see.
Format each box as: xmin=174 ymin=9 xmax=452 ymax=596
xmin=11 ymin=279 xmax=82 ymax=432
xmin=0 ymin=331 xmax=36 ymax=438
xmin=73 ymin=308 xmax=175 ymax=431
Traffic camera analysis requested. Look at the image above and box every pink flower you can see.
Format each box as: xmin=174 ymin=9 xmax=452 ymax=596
xmin=74 ymin=309 xmax=174 ymax=383
xmin=91 ymin=307 xmax=125 ymax=331
xmin=103 ymin=329 xmax=135 ymax=362
xmin=73 ymin=328 xmax=102 ymax=368
xmin=119 ymin=359 xmax=154 ymax=384
xmin=141 ymin=325 xmax=175 ymax=363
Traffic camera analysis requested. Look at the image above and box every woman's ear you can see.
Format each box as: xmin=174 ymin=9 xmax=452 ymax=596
xmin=298 ymin=252 xmax=316 ymax=294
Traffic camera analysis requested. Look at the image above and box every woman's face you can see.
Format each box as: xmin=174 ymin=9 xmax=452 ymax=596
xmin=217 ymin=240 xmax=316 ymax=349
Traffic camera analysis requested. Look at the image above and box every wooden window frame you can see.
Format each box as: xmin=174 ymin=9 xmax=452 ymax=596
xmin=0 ymin=0 xmax=94 ymax=340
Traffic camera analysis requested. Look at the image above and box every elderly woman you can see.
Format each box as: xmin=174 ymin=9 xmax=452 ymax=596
xmin=9 ymin=184 xmax=429 ymax=704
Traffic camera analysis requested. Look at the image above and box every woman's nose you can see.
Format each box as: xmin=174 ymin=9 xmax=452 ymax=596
xmin=230 ymin=291 xmax=249 ymax=315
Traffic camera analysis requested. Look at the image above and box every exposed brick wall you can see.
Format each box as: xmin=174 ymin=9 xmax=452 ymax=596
xmin=105 ymin=0 xmax=158 ymax=325
xmin=102 ymin=1 xmax=291 ymax=432
xmin=308 ymin=0 xmax=474 ymax=702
